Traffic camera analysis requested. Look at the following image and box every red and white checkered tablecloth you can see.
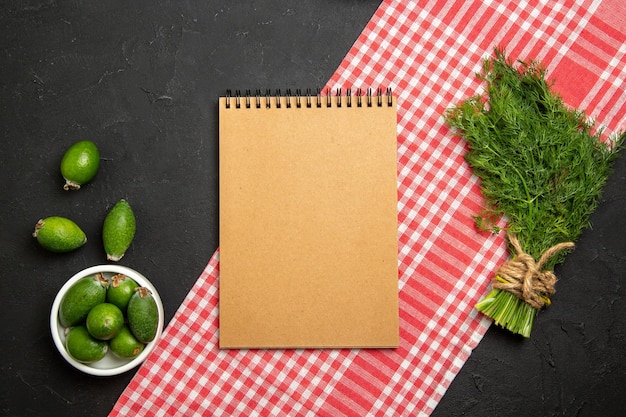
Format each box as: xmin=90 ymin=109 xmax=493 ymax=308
xmin=110 ymin=0 xmax=626 ymax=415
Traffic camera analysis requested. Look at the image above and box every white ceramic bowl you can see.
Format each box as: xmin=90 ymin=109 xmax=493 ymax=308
xmin=50 ymin=265 xmax=164 ymax=376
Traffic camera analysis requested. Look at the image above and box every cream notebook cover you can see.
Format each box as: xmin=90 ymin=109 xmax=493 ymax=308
xmin=219 ymin=89 xmax=399 ymax=349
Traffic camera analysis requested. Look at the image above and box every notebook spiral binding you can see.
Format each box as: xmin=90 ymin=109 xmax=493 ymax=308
xmin=224 ymin=88 xmax=393 ymax=109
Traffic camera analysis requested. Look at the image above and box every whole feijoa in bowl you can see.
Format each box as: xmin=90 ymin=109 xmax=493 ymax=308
xmin=50 ymin=265 xmax=164 ymax=376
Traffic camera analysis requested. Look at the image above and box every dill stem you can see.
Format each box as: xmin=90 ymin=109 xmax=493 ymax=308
xmin=509 ymin=164 xmax=532 ymax=217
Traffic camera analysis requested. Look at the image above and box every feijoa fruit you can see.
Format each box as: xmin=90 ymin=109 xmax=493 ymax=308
xmin=102 ymin=199 xmax=136 ymax=262
xmin=106 ymin=274 xmax=139 ymax=313
xmin=65 ymin=325 xmax=108 ymax=363
xmin=109 ymin=325 xmax=145 ymax=359
xmin=59 ymin=273 xmax=109 ymax=327
xmin=32 ymin=216 xmax=87 ymax=253
xmin=86 ymin=302 xmax=125 ymax=340
xmin=127 ymin=287 xmax=159 ymax=343
xmin=60 ymin=140 xmax=100 ymax=191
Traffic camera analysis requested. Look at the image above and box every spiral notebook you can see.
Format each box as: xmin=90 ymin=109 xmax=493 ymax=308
xmin=219 ymin=89 xmax=399 ymax=349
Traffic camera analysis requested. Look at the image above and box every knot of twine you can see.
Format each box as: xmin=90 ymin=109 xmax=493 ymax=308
xmin=492 ymin=234 xmax=575 ymax=310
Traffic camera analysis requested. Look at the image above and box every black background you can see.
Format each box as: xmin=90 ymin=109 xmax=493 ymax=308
xmin=1 ymin=1 xmax=624 ymax=416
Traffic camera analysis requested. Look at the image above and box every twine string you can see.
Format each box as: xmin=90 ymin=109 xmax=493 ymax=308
xmin=492 ymin=234 xmax=575 ymax=310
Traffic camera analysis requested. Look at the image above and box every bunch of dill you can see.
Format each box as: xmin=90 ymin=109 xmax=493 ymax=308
xmin=444 ymin=48 xmax=623 ymax=337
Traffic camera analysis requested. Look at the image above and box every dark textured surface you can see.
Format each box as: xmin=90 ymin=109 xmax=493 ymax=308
xmin=433 ymin=151 xmax=626 ymax=417
xmin=1 ymin=1 xmax=624 ymax=416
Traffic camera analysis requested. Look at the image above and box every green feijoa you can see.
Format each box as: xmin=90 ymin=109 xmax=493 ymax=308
xmin=86 ymin=302 xmax=124 ymax=340
xmin=109 ymin=325 xmax=145 ymax=359
xmin=102 ymin=199 xmax=136 ymax=262
xmin=65 ymin=325 xmax=108 ymax=363
xmin=106 ymin=274 xmax=139 ymax=312
xmin=60 ymin=140 xmax=100 ymax=191
xmin=59 ymin=273 xmax=109 ymax=327
xmin=127 ymin=287 xmax=159 ymax=343
xmin=32 ymin=216 xmax=87 ymax=253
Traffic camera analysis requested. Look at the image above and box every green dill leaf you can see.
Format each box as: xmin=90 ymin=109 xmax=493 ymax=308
xmin=444 ymin=48 xmax=624 ymax=336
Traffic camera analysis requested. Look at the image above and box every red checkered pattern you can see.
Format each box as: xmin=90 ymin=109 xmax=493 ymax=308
xmin=111 ymin=0 xmax=626 ymax=415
